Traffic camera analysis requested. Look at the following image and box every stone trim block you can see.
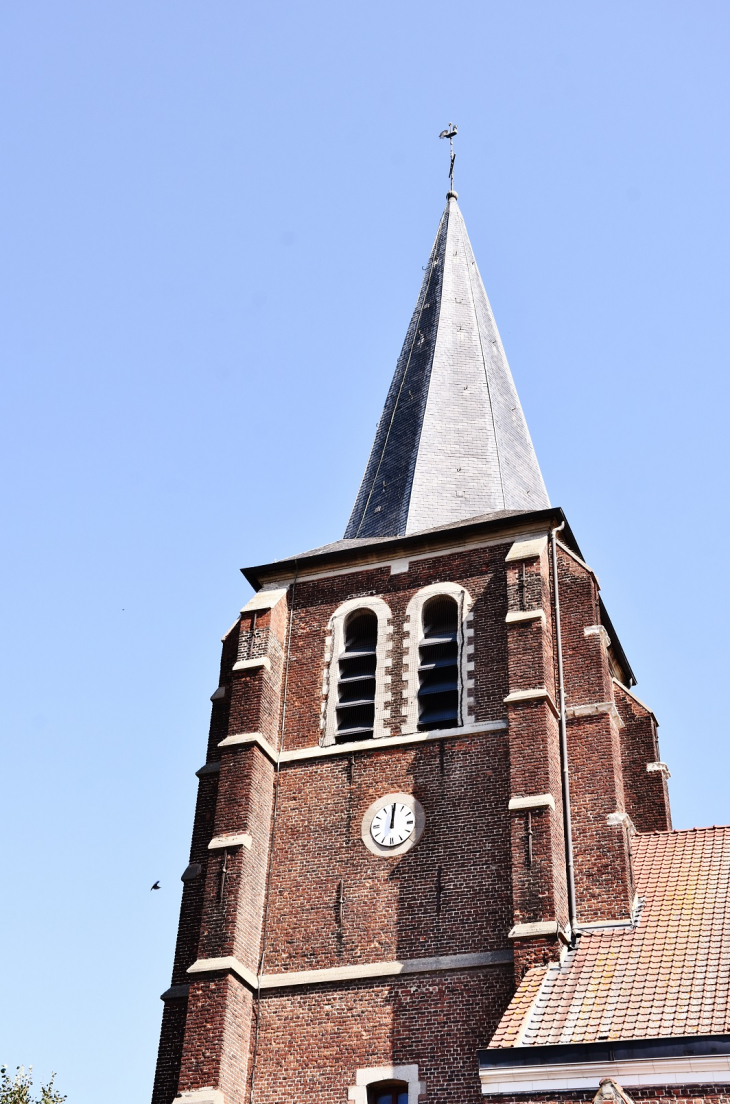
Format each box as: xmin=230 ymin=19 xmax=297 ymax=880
xmin=186 ymin=956 xmax=258 ymax=990
xmin=232 ymin=656 xmax=271 ymax=672
xmin=240 ymin=586 xmax=289 ymax=614
xmin=505 ymin=608 xmax=546 ymax=624
xmin=504 ymin=687 xmax=559 ymax=717
xmin=505 ymin=535 xmax=547 ymax=562
xmin=584 ymin=624 xmax=611 ymax=649
xmin=217 ymin=731 xmax=277 ymax=762
xmin=175 ymin=1091 xmax=226 ymax=1104
xmin=647 ymin=761 xmax=671 ymax=777
xmin=389 ymin=558 xmax=410 ymax=574
xmin=209 ymin=685 xmax=227 ymax=701
xmin=508 ymin=793 xmax=555 ymax=812
xmin=208 ymin=833 xmax=252 ymax=850
xmin=606 ymin=811 xmax=636 ymax=834
xmin=565 ymin=700 xmax=624 ymax=728
xmin=508 ymin=920 xmax=562 ymax=940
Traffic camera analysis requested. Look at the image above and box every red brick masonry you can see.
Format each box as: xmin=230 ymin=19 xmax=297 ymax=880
xmin=152 ymin=510 xmax=673 ymax=1104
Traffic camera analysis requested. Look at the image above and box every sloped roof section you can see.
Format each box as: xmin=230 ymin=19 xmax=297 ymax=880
xmin=490 ymin=826 xmax=730 ymax=1047
xmin=345 ymin=194 xmax=549 ymax=539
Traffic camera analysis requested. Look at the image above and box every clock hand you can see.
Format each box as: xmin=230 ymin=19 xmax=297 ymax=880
xmin=390 ymin=803 xmax=396 ymax=830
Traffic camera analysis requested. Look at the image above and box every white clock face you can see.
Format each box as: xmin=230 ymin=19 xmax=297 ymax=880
xmin=370 ymin=802 xmax=416 ymax=847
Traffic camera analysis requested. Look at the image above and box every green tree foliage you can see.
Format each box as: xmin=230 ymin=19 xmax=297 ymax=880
xmin=0 ymin=1067 xmax=66 ymax=1104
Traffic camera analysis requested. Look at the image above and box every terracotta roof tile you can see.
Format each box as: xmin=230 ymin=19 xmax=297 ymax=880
xmin=489 ymin=826 xmax=730 ymax=1047
xmin=489 ymin=966 xmax=548 ymax=1048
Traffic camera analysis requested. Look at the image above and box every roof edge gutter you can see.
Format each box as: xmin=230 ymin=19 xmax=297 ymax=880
xmin=479 ymin=1033 xmax=730 ymax=1070
xmin=242 ymin=508 xmax=575 ymax=590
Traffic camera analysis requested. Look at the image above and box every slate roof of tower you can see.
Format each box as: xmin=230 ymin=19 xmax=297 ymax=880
xmin=489 ymin=827 xmax=730 ymax=1048
xmin=345 ymin=193 xmax=549 ymax=539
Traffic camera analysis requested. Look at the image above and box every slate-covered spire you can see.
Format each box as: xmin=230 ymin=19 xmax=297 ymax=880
xmin=345 ymin=193 xmax=549 ymax=539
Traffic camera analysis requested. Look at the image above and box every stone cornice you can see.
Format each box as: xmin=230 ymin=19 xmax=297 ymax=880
xmin=479 ymin=1053 xmax=730 ymax=1094
xmin=186 ymin=949 xmax=512 ymax=992
xmin=242 ymin=509 xmax=575 ymax=590
xmin=279 ymin=720 xmax=507 ymax=764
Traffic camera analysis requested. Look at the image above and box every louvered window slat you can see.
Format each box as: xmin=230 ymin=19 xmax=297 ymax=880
xmin=336 ymin=610 xmax=377 ymax=741
xmin=418 ymin=596 xmax=459 ymax=729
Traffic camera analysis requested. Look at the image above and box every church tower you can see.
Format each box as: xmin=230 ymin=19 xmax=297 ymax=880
xmin=152 ymin=188 xmax=672 ymax=1104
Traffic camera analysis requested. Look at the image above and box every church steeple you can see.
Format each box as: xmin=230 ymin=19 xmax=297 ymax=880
xmin=345 ymin=193 xmax=549 ymax=539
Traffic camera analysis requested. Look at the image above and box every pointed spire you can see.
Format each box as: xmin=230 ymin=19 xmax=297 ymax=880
xmin=345 ymin=195 xmax=550 ymax=539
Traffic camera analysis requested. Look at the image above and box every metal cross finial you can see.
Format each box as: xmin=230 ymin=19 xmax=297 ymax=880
xmin=439 ymin=122 xmax=458 ymax=193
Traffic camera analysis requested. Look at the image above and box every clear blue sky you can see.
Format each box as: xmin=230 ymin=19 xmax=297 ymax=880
xmin=1 ymin=2 xmax=728 ymax=1100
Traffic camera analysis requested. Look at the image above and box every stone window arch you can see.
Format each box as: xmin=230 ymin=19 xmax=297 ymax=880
xmin=401 ymin=582 xmax=474 ymax=735
xmin=348 ymin=1065 xmax=425 ymax=1104
xmin=367 ymin=1082 xmax=409 ymax=1104
xmin=321 ymin=597 xmax=392 ymax=746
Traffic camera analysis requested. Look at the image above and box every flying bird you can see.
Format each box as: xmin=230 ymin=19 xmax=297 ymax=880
xmin=151 ymin=881 xmax=160 ymax=891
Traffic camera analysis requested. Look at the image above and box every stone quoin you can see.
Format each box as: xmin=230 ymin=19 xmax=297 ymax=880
xmin=151 ymin=190 xmax=729 ymax=1104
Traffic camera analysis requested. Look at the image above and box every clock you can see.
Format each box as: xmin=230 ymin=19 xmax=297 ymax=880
xmin=361 ymin=792 xmax=426 ymax=857
xmin=371 ymin=802 xmax=415 ymax=847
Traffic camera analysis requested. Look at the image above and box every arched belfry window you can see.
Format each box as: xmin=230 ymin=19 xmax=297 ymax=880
xmin=417 ymin=595 xmax=460 ymax=729
xmin=367 ymin=1083 xmax=409 ymax=1104
xmin=402 ymin=583 xmax=473 ymax=736
xmin=321 ymin=597 xmax=392 ymax=747
xmin=336 ymin=610 xmax=378 ymax=741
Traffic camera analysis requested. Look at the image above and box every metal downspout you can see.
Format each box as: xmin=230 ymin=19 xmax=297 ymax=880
xmin=551 ymin=523 xmax=578 ymax=940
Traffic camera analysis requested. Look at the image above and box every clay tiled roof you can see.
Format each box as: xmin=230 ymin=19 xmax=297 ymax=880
xmin=490 ymin=966 xmax=547 ymax=1048
xmin=491 ymin=826 xmax=730 ymax=1047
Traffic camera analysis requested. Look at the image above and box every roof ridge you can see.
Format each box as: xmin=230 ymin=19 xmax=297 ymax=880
xmin=517 ymin=958 xmax=568 ymax=1046
xmin=640 ymin=824 xmax=730 ymax=837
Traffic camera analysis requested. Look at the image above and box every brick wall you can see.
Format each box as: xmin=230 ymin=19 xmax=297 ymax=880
xmin=264 ymin=733 xmax=512 ymax=973
xmin=615 ymin=684 xmax=671 ymax=834
xmin=251 ymin=970 xmax=515 ymax=1104
xmin=558 ymin=550 xmax=635 ymax=922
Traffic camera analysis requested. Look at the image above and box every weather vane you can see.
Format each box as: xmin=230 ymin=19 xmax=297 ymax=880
xmin=439 ymin=122 xmax=458 ymax=193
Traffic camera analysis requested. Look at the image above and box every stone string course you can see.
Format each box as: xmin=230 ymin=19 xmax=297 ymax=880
xmin=484 ymin=1089 xmax=730 ymax=1104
